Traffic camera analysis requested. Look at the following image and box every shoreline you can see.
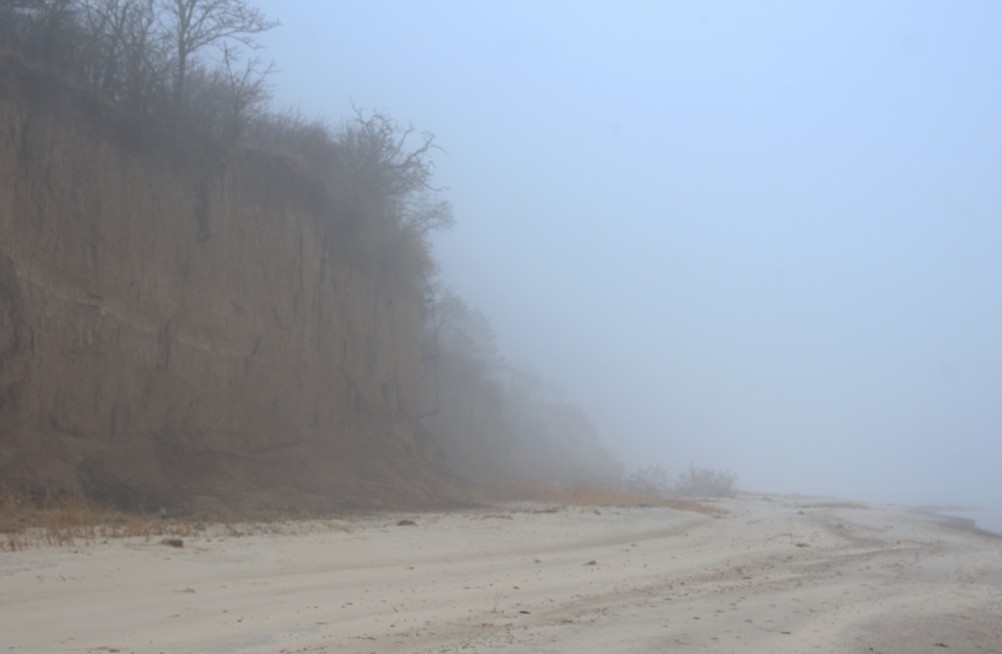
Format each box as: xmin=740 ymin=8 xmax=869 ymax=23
xmin=2 ymin=495 xmax=1000 ymax=653
xmin=927 ymin=508 xmax=1002 ymax=539
xmin=751 ymin=491 xmax=1002 ymax=538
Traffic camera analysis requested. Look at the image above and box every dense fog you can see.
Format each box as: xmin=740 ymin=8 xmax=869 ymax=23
xmin=255 ymin=1 xmax=1001 ymax=508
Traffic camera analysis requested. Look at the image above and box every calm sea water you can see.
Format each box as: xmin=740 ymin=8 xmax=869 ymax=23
xmin=940 ymin=509 xmax=1002 ymax=536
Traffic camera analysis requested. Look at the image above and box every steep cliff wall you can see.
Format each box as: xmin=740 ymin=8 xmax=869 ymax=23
xmin=429 ymin=353 xmax=621 ymax=486
xmin=0 ymin=54 xmax=446 ymax=510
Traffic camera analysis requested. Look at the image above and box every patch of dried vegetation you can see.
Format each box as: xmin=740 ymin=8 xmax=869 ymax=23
xmin=0 ymin=487 xmax=201 ymax=551
xmin=795 ymin=501 xmax=870 ymax=510
xmin=0 ymin=481 xmax=726 ymax=552
xmin=0 ymin=488 xmax=361 ymax=551
xmin=483 ymin=482 xmax=726 ymax=516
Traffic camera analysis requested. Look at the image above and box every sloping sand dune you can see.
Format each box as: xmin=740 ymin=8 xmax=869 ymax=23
xmin=2 ymin=496 xmax=1000 ymax=653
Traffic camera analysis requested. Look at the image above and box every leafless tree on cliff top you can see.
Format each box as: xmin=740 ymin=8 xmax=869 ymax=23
xmin=0 ymin=0 xmax=80 ymax=64
xmin=80 ymin=0 xmax=170 ymax=108
xmin=216 ymin=42 xmax=273 ymax=138
xmin=339 ymin=108 xmax=455 ymax=236
xmin=159 ymin=0 xmax=277 ymax=112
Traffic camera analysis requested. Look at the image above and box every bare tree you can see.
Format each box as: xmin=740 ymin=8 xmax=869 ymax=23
xmin=340 ymin=109 xmax=438 ymax=200
xmin=0 ymin=0 xmax=81 ymax=64
xmin=81 ymin=0 xmax=136 ymax=92
xmin=0 ymin=1 xmax=38 ymax=45
xmin=423 ymin=286 xmax=469 ymax=349
xmin=675 ymin=465 xmax=738 ymax=498
xmin=245 ymin=110 xmax=339 ymax=167
xmin=119 ymin=0 xmax=171 ymax=109
xmin=338 ymin=108 xmax=453 ymax=233
xmin=401 ymin=192 xmax=454 ymax=239
xmin=80 ymin=0 xmax=167 ymax=107
xmin=627 ymin=466 xmax=672 ymax=497
xmin=216 ymin=42 xmax=273 ymax=139
xmin=159 ymin=0 xmax=277 ymax=112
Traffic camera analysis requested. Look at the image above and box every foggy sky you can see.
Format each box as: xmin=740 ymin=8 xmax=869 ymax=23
xmin=255 ymin=1 xmax=1002 ymax=508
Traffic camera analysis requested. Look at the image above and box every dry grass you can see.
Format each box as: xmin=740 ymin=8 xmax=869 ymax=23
xmin=0 ymin=487 xmax=354 ymax=551
xmin=795 ymin=501 xmax=870 ymax=510
xmin=0 ymin=480 xmax=727 ymax=552
xmin=0 ymin=487 xmax=201 ymax=551
xmin=483 ymin=481 xmax=726 ymax=516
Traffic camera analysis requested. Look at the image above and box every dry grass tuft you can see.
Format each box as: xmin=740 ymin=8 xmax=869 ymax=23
xmin=0 ymin=487 xmax=203 ymax=550
xmin=0 ymin=479 xmax=727 ymax=552
xmin=484 ymin=481 xmax=725 ymax=516
xmin=796 ymin=501 xmax=870 ymax=510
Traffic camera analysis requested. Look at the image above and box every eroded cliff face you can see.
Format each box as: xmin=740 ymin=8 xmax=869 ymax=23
xmin=0 ymin=54 xmax=447 ymax=510
xmin=429 ymin=354 xmax=621 ymax=487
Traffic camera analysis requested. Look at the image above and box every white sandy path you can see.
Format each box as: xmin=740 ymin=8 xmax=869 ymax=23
xmin=1 ymin=497 xmax=1000 ymax=653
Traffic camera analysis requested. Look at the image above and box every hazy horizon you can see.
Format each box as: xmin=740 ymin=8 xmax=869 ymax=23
xmin=256 ymin=0 xmax=1001 ymax=508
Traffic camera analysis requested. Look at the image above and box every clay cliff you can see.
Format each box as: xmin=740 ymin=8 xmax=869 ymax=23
xmin=427 ymin=352 xmax=622 ymax=487
xmin=0 ymin=53 xmax=449 ymax=511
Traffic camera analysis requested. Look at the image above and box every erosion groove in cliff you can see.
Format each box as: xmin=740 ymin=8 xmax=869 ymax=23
xmin=0 ymin=54 xmax=449 ymax=511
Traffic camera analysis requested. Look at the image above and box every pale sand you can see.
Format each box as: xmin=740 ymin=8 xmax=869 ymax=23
xmin=2 ymin=496 xmax=1000 ymax=653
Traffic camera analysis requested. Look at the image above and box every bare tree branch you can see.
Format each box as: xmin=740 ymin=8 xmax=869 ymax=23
xmin=159 ymin=0 xmax=278 ymax=112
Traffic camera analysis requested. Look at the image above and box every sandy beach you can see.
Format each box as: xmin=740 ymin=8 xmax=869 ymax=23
xmin=2 ymin=496 xmax=1000 ymax=653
